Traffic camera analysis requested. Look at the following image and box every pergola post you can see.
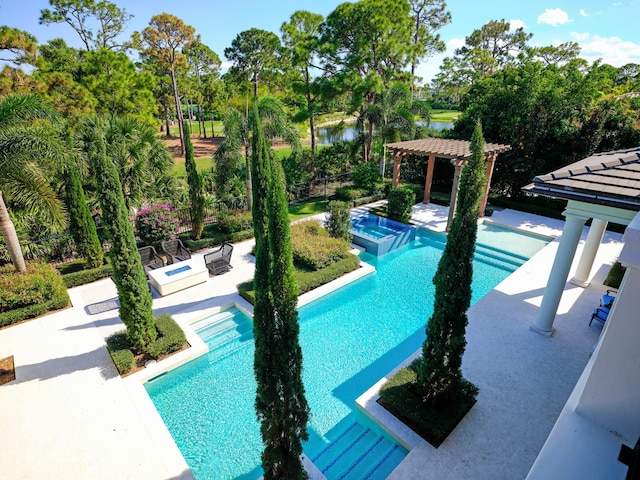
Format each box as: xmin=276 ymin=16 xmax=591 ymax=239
xmin=446 ymin=160 xmax=464 ymax=231
xmin=571 ymin=218 xmax=608 ymax=287
xmin=423 ymin=154 xmax=436 ymax=204
xmin=479 ymin=153 xmax=497 ymax=217
xmin=392 ymin=153 xmax=402 ymax=187
xmin=531 ymin=212 xmax=588 ymax=336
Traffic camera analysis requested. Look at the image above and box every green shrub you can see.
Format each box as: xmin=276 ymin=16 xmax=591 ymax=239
xmin=62 ymin=264 xmax=113 ymax=288
xmin=352 ymin=162 xmax=381 ymax=193
xmin=181 ymin=226 xmax=254 ymax=251
xmin=239 ymin=254 xmax=360 ymax=305
xmin=387 ymin=187 xmax=416 ymax=224
xmin=0 ymin=263 xmax=70 ymax=327
xmin=217 ymin=210 xmax=253 ymax=234
xmin=291 ymin=220 xmax=350 ymax=270
xmin=135 ymin=203 xmax=181 ymax=248
xmin=106 ymin=332 xmax=135 ymax=374
xmin=604 ymin=261 xmax=625 ymax=289
xmin=147 ymin=314 xmax=187 ymax=359
xmin=352 ymin=192 xmax=386 ymax=207
xmin=378 ymin=359 xmax=478 ymax=447
xmin=334 ymin=186 xmax=363 ymax=202
xmin=326 ymin=201 xmax=353 ymax=243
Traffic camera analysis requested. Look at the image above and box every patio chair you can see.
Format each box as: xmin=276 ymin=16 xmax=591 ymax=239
xmin=204 ymin=242 xmax=233 ymax=276
xmin=138 ymin=246 xmax=165 ymax=276
xmin=161 ymin=239 xmax=191 ymax=264
xmin=589 ymin=290 xmax=616 ymax=326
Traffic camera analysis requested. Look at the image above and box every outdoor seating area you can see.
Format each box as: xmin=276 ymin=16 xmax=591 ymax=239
xmin=138 ymin=245 xmax=165 ymax=275
xmin=590 ymin=289 xmax=616 ymax=325
xmin=204 ymin=241 xmax=233 ymax=276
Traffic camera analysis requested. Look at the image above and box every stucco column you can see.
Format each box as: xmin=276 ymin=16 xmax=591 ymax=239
xmin=446 ymin=160 xmax=464 ymax=231
xmin=392 ymin=153 xmax=402 ymax=187
xmin=479 ymin=153 xmax=497 ymax=217
xmin=423 ymin=154 xmax=436 ymax=204
xmin=531 ymin=212 xmax=587 ymax=336
xmin=571 ymin=218 xmax=608 ymax=287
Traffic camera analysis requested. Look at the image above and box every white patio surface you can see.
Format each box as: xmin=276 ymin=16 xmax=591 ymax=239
xmin=0 ymin=203 xmax=623 ymax=479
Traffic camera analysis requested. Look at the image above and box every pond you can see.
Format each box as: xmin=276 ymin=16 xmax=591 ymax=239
xmin=316 ymin=121 xmax=454 ymax=145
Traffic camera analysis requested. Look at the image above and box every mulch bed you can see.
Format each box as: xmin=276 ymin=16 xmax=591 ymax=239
xmin=0 ymin=356 xmax=16 ymax=385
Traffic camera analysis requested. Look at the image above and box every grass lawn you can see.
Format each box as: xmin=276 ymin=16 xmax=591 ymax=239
xmin=171 ymin=157 xmax=213 ymax=177
xmin=168 ymin=120 xmax=224 ymax=137
xmin=430 ymin=109 xmax=460 ymax=122
xmin=288 ymin=198 xmax=329 ymax=221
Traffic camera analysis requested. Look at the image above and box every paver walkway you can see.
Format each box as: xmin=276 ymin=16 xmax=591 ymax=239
xmin=0 ymin=204 xmax=622 ymax=479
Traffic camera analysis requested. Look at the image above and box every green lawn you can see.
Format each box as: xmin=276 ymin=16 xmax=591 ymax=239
xmin=430 ymin=109 xmax=460 ymax=122
xmin=168 ymin=120 xmax=224 ymax=137
xmin=171 ymin=157 xmax=213 ymax=177
xmin=288 ymin=198 xmax=329 ymax=221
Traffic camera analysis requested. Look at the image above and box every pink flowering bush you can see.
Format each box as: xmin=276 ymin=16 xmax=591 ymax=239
xmin=134 ymin=203 xmax=181 ymax=248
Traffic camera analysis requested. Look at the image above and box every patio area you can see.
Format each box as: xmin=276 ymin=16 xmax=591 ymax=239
xmin=0 ymin=203 xmax=623 ymax=479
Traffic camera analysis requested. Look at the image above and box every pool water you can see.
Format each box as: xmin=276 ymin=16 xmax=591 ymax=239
xmin=145 ymin=228 xmax=549 ymax=480
xmin=350 ymin=215 xmax=417 ymax=256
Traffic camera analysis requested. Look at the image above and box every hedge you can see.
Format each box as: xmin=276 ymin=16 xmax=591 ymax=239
xmin=216 ymin=211 xmax=253 ymax=234
xmin=62 ymin=264 xmax=113 ymax=288
xmin=147 ymin=314 xmax=187 ymax=359
xmin=0 ymin=263 xmax=70 ymax=328
xmin=239 ymin=254 xmax=361 ymax=305
xmin=181 ymin=226 xmax=254 ymax=251
xmin=106 ymin=332 xmax=135 ymax=374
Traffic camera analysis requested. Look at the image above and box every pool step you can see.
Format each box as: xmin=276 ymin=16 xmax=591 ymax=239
xmin=474 ymin=243 xmax=526 ymax=270
xmin=195 ymin=310 xmax=254 ymax=363
xmin=312 ymin=422 xmax=404 ymax=480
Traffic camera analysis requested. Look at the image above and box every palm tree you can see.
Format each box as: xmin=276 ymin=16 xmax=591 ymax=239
xmin=79 ymin=115 xmax=174 ymax=212
xmin=214 ymin=97 xmax=300 ymax=210
xmin=0 ymin=94 xmax=66 ymax=272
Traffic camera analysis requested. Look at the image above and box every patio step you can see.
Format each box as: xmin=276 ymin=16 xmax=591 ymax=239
xmin=312 ymin=422 xmax=404 ymax=480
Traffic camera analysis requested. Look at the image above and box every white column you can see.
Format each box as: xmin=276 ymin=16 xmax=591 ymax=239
xmin=531 ymin=213 xmax=587 ymax=336
xmin=571 ymin=218 xmax=608 ymax=287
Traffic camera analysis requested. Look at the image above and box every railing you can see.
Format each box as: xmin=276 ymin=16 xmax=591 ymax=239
xmin=286 ymin=172 xmax=353 ymax=204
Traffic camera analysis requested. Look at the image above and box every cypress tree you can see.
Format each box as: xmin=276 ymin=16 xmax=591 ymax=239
xmin=417 ymin=121 xmax=487 ymax=405
xmin=251 ymin=104 xmax=310 ymax=479
xmin=90 ymin=121 xmax=156 ymax=352
xmin=65 ymin=165 xmax=103 ymax=269
xmin=184 ymin=122 xmax=205 ymax=239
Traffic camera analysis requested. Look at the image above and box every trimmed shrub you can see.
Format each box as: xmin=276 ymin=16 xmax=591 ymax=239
xmin=290 ymin=220 xmax=350 ymax=270
xmin=352 ymin=192 xmax=386 ymax=207
xmin=333 ymin=186 xmax=363 ymax=202
xmin=135 ymin=203 xmax=181 ymax=248
xmin=147 ymin=314 xmax=187 ymax=359
xmin=217 ymin=210 xmax=253 ymax=234
xmin=604 ymin=261 xmax=625 ymax=289
xmin=326 ymin=201 xmax=352 ymax=243
xmin=106 ymin=332 xmax=135 ymax=374
xmin=62 ymin=264 xmax=113 ymax=288
xmin=352 ymin=162 xmax=381 ymax=193
xmin=239 ymin=254 xmax=360 ymax=305
xmin=0 ymin=263 xmax=70 ymax=327
xmin=387 ymin=187 xmax=416 ymax=224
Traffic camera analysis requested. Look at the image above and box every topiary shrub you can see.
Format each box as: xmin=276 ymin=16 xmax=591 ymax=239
xmin=0 ymin=262 xmax=70 ymax=327
xmin=326 ymin=201 xmax=353 ymax=244
xmin=106 ymin=331 xmax=135 ymax=374
xmin=134 ymin=203 xmax=181 ymax=248
xmin=604 ymin=260 xmax=625 ymax=289
xmin=387 ymin=187 xmax=416 ymax=224
xmin=147 ymin=314 xmax=187 ymax=359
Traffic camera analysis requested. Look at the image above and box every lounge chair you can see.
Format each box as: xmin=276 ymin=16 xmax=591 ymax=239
xmin=138 ymin=246 xmax=165 ymax=276
xmin=589 ymin=290 xmax=616 ymax=326
xmin=161 ymin=239 xmax=191 ymax=264
xmin=204 ymin=242 xmax=233 ymax=276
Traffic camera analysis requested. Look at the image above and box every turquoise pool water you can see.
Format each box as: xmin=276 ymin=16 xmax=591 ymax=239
xmin=145 ymin=227 xmax=549 ymax=479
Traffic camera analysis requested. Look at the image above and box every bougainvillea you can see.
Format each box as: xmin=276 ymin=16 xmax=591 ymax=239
xmin=134 ymin=203 xmax=180 ymax=247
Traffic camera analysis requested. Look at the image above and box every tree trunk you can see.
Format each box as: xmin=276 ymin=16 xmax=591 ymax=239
xmin=170 ymin=64 xmax=185 ymax=155
xmin=0 ymin=191 xmax=26 ymax=272
xmin=199 ymin=104 xmax=207 ymax=138
xmin=163 ymin=100 xmax=171 ymax=138
xmin=306 ymin=67 xmax=315 ymax=158
xmin=245 ymin=142 xmax=253 ymax=211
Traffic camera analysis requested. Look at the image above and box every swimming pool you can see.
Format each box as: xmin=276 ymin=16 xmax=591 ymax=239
xmin=145 ymin=227 xmax=550 ymax=479
xmin=350 ymin=214 xmax=416 ymax=256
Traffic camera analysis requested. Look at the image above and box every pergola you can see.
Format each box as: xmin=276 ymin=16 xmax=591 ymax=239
xmin=522 ymin=146 xmax=640 ymax=336
xmin=385 ymin=137 xmax=512 ymax=230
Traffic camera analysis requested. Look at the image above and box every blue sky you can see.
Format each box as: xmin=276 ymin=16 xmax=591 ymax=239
xmin=1 ymin=0 xmax=639 ymax=84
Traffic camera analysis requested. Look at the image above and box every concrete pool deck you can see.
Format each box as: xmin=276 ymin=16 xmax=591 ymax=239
xmin=0 ymin=203 xmax=623 ymax=479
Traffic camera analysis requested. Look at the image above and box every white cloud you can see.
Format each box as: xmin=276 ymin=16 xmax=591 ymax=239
xmin=509 ymin=19 xmax=528 ymax=31
xmin=571 ymin=32 xmax=590 ymax=41
xmin=537 ymin=8 xmax=571 ymax=26
xmin=448 ymin=37 xmax=466 ymax=50
xmin=578 ymin=35 xmax=640 ymax=67
xmin=579 ymin=9 xmax=588 ymax=16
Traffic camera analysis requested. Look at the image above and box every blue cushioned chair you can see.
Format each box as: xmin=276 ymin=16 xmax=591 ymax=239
xmin=589 ymin=290 xmax=616 ymax=326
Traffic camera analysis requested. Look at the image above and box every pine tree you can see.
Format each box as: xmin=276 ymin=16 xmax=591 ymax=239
xmin=184 ymin=122 xmax=205 ymax=239
xmin=417 ymin=121 xmax=487 ymax=405
xmin=251 ymin=103 xmax=310 ymax=480
xmin=89 ymin=120 xmax=156 ymax=352
xmin=65 ymin=164 xmax=103 ymax=269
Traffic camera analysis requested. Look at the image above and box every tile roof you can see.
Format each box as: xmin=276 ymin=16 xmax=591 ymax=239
xmin=385 ymin=137 xmax=511 ymax=159
xmin=522 ymin=147 xmax=640 ymax=210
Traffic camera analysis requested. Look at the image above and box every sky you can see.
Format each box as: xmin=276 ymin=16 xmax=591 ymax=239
xmin=1 ymin=0 xmax=639 ymax=84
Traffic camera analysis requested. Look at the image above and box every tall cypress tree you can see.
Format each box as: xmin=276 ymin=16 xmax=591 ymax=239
xmin=89 ymin=120 xmax=156 ymax=352
xmin=251 ymin=104 xmax=310 ymax=479
xmin=417 ymin=121 xmax=487 ymax=405
xmin=184 ymin=122 xmax=205 ymax=239
xmin=64 ymin=154 xmax=103 ymax=269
